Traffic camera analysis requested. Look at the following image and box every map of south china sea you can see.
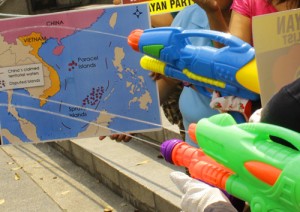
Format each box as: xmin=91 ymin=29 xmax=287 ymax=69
xmin=0 ymin=4 xmax=161 ymax=144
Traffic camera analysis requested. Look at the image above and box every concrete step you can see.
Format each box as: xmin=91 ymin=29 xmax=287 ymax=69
xmin=51 ymin=134 xmax=185 ymax=212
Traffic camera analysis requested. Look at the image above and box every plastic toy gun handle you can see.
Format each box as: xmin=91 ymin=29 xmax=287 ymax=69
xmin=161 ymin=139 xmax=234 ymax=190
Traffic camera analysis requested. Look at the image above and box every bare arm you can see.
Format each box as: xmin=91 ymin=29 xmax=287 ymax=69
xmin=150 ymin=13 xmax=174 ymax=27
xmin=193 ymin=0 xmax=253 ymax=47
xmin=229 ymin=10 xmax=252 ymax=45
xmin=193 ymin=0 xmax=230 ymax=47
xmin=195 ymin=0 xmax=230 ymax=32
xmin=156 ymin=75 xmax=181 ymax=105
xmin=205 ymin=9 xmax=229 ymax=47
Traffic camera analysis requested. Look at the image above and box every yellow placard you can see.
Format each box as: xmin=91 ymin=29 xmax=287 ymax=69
xmin=252 ymin=8 xmax=300 ymax=107
xmin=253 ymin=9 xmax=300 ymax=54
xmin=122 ymin=0 xmax=194 ymax=15
xmin=148 ymin=0 xmax=194 ymax=15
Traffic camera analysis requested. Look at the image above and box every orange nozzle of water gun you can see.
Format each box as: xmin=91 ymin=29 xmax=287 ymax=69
xmin=128 ymin=29 xmax=143 ymax=52
xmin=188 ymin=123 xmax=198 ymax=144
xmin=170 ymin=141 xmax=233 ymax=190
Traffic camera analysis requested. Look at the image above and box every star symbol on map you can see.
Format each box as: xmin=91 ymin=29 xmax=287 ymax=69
xmin=133 ymin=6 xmax=143 ymax=18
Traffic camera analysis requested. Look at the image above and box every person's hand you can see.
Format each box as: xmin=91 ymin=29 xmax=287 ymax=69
xmin=249 ymin=108 xmax=262 ymax=123
xmin=99 ymin=133 xmax=135 ymax=142
xmin=112 ymin=0 xmax=121 ymax=5
xmin=149 ymin=72 xmax=163 ymax=81
xmin=170 ymin=171 xmax=235 ymax=212
xmin=193 ymin=0 xmax=220 ymax=13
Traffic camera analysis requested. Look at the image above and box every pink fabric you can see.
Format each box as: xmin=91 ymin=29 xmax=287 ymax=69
xmin=231 ymin=0 xmax=277 ymax=18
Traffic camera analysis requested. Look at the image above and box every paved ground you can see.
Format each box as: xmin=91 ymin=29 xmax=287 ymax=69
xmin=0 ymin=109 xmax=185 ymax=212
xmin=0 ymin=142 xmax=137 ymax=212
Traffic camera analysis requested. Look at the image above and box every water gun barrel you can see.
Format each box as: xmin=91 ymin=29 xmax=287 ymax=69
xmin=161 ymin=139 xmax=233 ymax=190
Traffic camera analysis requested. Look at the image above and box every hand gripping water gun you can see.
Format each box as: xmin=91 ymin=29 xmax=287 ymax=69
xmin=161 ymin=113 xmax=300 ymax=212
xmin=128 ymin=27 xmax=260 ymax=100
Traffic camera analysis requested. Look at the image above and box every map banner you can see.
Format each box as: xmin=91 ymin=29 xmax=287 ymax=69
xmin=0 ymin=4 xmax=161 ymax=144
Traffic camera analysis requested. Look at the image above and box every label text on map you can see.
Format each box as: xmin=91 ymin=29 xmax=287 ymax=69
xmin=46 ymin=20 xmax=64 ymax=26
xmin=69 ymin=107 xmax=87 ymax=117
xmin=23 ymin=36 xmax=46 ymax=43
xmin=78 ymin=56 xmax=98 ymax=69
xmin=0 ymin=64 xmax=44 ymax=91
